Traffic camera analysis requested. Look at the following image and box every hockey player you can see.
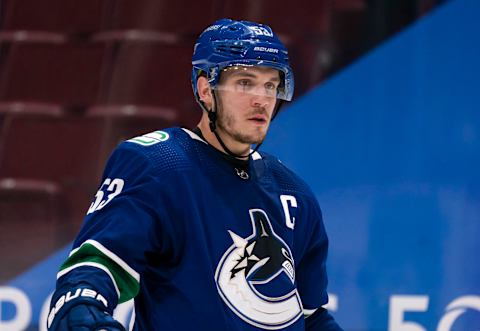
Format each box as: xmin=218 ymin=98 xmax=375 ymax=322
xmin=47 ymin=19 xmax=344 ymax=331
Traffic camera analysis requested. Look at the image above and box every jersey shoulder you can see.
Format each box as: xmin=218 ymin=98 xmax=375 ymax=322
xmin=113 ymin=127 xmax=198 ymax=175
xmin=257 ymin=151 xmax=316 ymax=200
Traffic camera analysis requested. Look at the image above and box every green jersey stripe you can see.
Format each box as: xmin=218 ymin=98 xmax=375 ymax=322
xmin=69 ymin=239 xmax=140 ymax=281
xmin=59 ymin=241 xmax=140 ymax=303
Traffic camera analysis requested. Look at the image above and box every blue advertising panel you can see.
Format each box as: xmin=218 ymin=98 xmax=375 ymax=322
xmin=265 ymin=0 xmax=480 ymax=330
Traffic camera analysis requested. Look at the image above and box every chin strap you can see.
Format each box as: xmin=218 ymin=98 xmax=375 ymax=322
xmin=198 ymin=92 xmax=284 ymax=160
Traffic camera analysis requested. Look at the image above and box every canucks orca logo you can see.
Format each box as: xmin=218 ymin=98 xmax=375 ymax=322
xmin=215 ymin=209 xmax=303 ymax=329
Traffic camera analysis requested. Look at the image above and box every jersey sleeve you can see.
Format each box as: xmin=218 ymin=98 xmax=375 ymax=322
xmin=295 ymin=197 xmax=344 ymax=330
xmin=56 ymin=142 xmax=175 ymax=307
xmin=295 ymin=197 xmax=330 ymax=310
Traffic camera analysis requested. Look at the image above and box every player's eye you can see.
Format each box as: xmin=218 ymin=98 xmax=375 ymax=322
xmin=236 ymin=79 xmax=253 ymax=92
xmin=238 ymin=79 xmax=251 ymax=86
xmin=265 ymin=82 xmax=277 ymax=90
xmin=264 ymin=82 xmax=278 ymax=95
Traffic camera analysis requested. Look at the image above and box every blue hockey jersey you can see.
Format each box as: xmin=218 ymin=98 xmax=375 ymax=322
xmin=54 ymin=127 xmax=335 ymax=330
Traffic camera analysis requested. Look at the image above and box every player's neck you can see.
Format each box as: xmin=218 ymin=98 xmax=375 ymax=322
xmin=197 ymin=119 xmax=250 ymax=160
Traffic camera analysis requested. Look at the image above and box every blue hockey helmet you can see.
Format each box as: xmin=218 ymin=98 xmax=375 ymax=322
xmin=191 ymin=19 xmax=294 ymax=103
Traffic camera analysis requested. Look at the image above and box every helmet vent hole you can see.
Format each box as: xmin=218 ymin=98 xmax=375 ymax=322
xmin=214 ymin=43 xmax=245 ymax=55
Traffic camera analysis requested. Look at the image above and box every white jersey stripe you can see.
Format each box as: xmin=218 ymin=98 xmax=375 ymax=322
xmin=182 ymin=128 xmax=208 ymax=144
xmin=303 ymin=308 xmax=318 ymax=318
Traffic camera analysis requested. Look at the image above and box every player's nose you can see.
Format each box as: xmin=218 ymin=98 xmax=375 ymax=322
xmin=250 ymin=93 xmax=272 ymax=108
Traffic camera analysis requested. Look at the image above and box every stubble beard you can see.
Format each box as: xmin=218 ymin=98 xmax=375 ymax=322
xmin=216 ymin=108 xmax=269 ymax=145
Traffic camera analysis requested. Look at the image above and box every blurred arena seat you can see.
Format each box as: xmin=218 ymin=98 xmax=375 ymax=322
xmin=103 ymin=0 xmax=217 ymax=36
xmin=0 ymin=0 xmax=108 ymax=35
xmin=85 ymin=104 xmax=179 ymax=166
xmin=92 ymin=30 xmax=197 ymax=127
xmin=0 ymin=101 xmax=63 ymax=146
xmin=0 ymin=102 xmax=181 ymax=228
xmin=0 ymin=178 xmax=70 ymax=282
xmin=0 ymin=113 xmax=102 ymax=182
xmin=219 ymin=0 xmax=331 ymax=37
xmin=0 ymin=108 xmax=106 ymax=230
xmin=333 ymin=0 xmax=365 ymax=10
xmin=285 ymin=36 xmax=332 ymax=95
xmin=0 ymin=32 xmax=107 ymax=108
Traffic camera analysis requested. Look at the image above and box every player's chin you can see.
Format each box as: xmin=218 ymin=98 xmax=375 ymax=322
xmin=249 ymin=120 xmax=270 ymax=131
xmin=248 ymin=132 xmax=268 ymax=145
xmin=239 ymin=125 xmax=269 ymax=144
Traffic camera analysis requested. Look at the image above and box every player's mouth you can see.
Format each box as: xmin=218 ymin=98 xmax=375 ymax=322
xmin=248 ymin=115 xmax=268 ymax=125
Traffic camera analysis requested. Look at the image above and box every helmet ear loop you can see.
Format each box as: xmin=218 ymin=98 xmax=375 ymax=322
xmin=195 ymin=83 xmax=218 ymax=132
xmin=208 ymin=91 xmax=219 ymax=132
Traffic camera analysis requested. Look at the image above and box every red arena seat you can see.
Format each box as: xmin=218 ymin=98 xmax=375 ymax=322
xmin=85 ymin=104 xmax=179 ymax=163
xmin=219 ymin=0 xmax=331 ymax=37
xmin=0 ymin=178 xmax=70 ymax=282
xmin=0 ymin=111 xmax=106 ymax=229
xmin=103 ymin=0 xmax=217 ymax=36
xmin=93 ymin=34 xmax=196 ymax=126
xmin=0 ymin=37 xmax=106 ymax=108
xmin=0 ymin=0 xmax=108 ymax=34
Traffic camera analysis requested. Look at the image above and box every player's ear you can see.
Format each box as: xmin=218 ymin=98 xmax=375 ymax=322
xmin=197 ymin=76 xmax=213 ymax=108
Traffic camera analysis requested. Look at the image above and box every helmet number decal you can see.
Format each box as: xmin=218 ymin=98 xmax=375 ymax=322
xmin=248 ymin=26 xmax=273 ymax=37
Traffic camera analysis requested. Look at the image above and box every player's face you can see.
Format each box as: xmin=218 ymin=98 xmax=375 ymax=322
xmin=215 ymin=66 xmax=280 ymax=145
